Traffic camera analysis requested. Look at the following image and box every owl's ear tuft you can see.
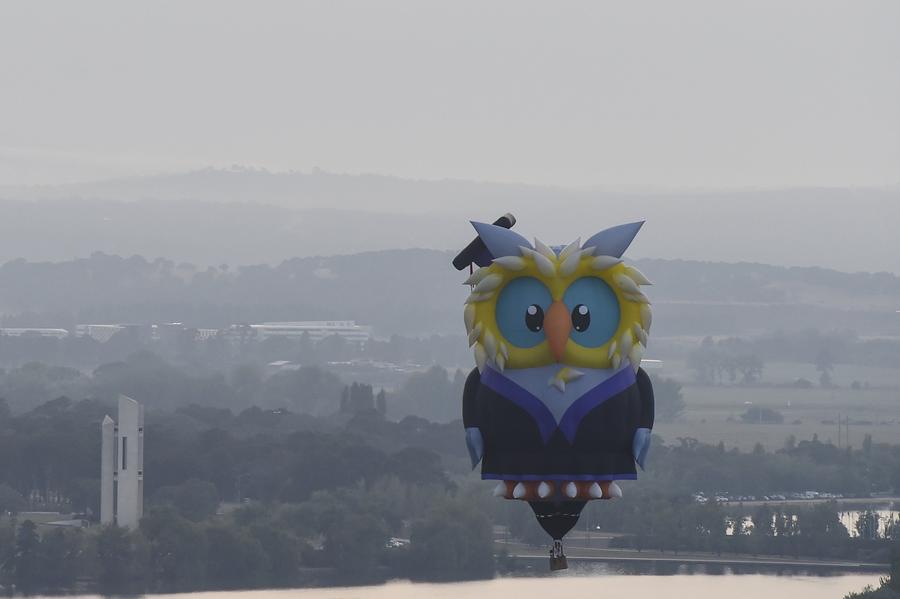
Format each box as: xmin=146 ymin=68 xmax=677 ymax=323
xmin=471 ymin=221 xmax=533 ymax=261
xmin=583 ymin=221 xmax=644 ymax=258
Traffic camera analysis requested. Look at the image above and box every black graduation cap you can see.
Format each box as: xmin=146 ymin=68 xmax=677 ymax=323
xmin=452 ymin=213 xmax=516 ymax=270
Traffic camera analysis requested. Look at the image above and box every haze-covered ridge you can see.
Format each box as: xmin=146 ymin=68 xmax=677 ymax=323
xmin=0 ymin=167 xmax=562 ymax=213
xmin=1 ymin=250 xmax=897 ymax=338
xmin=1 ymin=170 xmax=898 ymax=273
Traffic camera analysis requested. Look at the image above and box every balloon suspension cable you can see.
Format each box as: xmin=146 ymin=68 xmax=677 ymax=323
xmin=551 ymin=540 xmax=563 ymax=558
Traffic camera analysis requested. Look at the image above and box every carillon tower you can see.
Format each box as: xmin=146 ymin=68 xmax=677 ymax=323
xmin=100 ymin=395 xmax=144 ymax=529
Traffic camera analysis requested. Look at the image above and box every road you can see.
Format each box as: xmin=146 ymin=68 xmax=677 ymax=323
xmin=719 ymin=496 xmax=900 ymax=508
xmin=496 ymin=539 xmax=889 ymax=572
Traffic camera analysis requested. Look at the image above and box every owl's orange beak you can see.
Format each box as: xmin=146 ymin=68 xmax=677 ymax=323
xmin=545 ymin=301 xmax=571 ymax=362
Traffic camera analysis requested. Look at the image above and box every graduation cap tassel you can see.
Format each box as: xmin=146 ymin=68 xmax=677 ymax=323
xmin=452 ymin=213 xmax=516 ymax=271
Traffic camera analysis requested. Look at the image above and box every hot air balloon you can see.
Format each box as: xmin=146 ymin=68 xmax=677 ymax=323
xmin=454 ymin=214 xmax=654 ymax=570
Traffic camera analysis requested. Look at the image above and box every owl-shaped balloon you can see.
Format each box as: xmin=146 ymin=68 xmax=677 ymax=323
xmin=455 ymin=215 xmax=654 ymax=569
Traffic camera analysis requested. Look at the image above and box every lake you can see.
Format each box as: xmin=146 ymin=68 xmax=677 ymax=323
xmin=33 ymin=573 xmax=884 ymax=599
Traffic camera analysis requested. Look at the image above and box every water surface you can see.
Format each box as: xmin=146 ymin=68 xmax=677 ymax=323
xmin=44 ymin=574 xmax=882 ymax=599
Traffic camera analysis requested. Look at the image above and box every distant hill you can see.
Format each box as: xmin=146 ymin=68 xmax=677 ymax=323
xmin=1 ymin=168 xmax=898 ymax=272
xmin=1 ymin=250 xmax=897 ymax=339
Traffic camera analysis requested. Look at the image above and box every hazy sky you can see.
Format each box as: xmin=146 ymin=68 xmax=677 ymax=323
xmin=1 ymin=1 xmax=898 ymax=188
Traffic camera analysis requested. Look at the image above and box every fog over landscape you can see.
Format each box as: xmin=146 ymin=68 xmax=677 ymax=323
xmin=1 ymin=2 xmax=899 ymax=598
xmin=2 ymin=170 xmax=900 ymax=273
xmin=3 ymin=1 xmax=899 ymax=272
xmin=3 ymin=1 xmax=899 ymax=190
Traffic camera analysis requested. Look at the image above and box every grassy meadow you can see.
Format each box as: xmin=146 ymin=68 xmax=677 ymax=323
xmin=656 ymin=361 xmax=899 ymax=452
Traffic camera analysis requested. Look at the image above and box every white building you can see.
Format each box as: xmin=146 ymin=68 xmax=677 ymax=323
xmin=76 ymin=324 xmax=125 ymax=342
xmin=100 ymin=395 xmax=144 ymax=529
xmin=194 ymin=328 xmax=220 ymax=341
xmin=0 ymin=327 xmax=69 ymax=339
xmin=246 ymin=321 xmax=372 ymax=345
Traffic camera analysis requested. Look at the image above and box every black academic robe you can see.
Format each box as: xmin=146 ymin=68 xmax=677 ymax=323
xmin=463 ymin=365 xmax=654 ymax=482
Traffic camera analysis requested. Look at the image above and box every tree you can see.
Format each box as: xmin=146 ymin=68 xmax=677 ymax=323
xmin=150 ymin=479 xmax=219 ymax=522
xmin=390 ymin=366 xmax=463 ymax=422
xmin=8 ymin=520 xmax=41 ymax=590
xmin=386 ymin=447 xmax=448 ymax=486
xmin=95 ymin=524 xmax=150 ymax=593
xmin=0 ymin=484 xmax=25 ymax=515
xmin=249 ymin=523 xmax=301 ymax=586
xmin=339 ymin=386 xmax=349 ymax=412
xmin=855 ymin=510 xmax=881 ymax=541
xmin=273 ymin=502 xmax=322 ymax=539
xmin=320 ymin=506 xmax=388 ymax=583
xmin=815 ymin=348 xmax=836 ymax=387
xmin=229 ymin=363 xmax=264 ymax=404
xmin=687 ymin=337 xmax=718 ymax=384
xmin=39 ymin=528 xmax=82 ymax=590
xmin=409 ymin=500 xmax=495 ymax=581
xmin=260 ymin=366 xmax=343 ymax=415
xmin=693 ymin=500 xmax=727 ymax=555
xmin=797 ymin=502 xmax=848 ymax=557
xmin=0 ymin=520 xmax=14 ymax=579
xmin=651 ymin=376 xmax=686 ymax=421
xmin=749 ymin=504 xmax=774 ymax=555
xmin=735 ymin=353 xmax=764 ymax=384
xmin=730 ymin=514 xmax=746 ymax=537
xmin=342 ymin=382 xmax=375 ymax=414
xmin=205 ymin=525 xmax=269 ymax=590
xmin=375 ymin=388 xmax=387 ymax=416
xmin=141 ymin=507 xmax=208 ymax=591
xmin=863 ymin=433 xmax=873 ymax=457
xmin=888 ymin=558 xmax=900 ymax=593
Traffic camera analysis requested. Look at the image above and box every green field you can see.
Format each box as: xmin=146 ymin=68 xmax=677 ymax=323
xmin=655 ymin=364 xmax=900 ymax=451
xmin=659 ymin=359 xmax=900 ymax=389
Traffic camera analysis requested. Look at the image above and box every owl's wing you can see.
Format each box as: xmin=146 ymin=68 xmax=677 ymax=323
xmin=632 ymin=367 xmax=655 ymax=469
xmin=462 ymin=367 xmax=484 ymax=468
xmin=635 ymin=367 xmax=655 ymax=431
xmin=462 ymin=367 xmax=482 ymax=428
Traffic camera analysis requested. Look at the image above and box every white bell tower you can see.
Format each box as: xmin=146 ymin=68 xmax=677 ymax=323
xmin=100 ymin=395 xmax=144 ymax=529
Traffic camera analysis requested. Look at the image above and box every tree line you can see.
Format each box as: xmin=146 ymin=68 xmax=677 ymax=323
xmin=0 ymin=349 xmax=686 ymax=425
xmin=1 ymin=491 xmax=495 ymax=594
xmin=602 ymin=497 xmax=898 ymax=563
xmin=0 ymin=327 xmax=470 ymax=379
xmin=1 ymin=380 xmax=899 ymax=593
xmin=686 ymin=331 xmax=900 ymax=385
xmin=2 ymin=393 xmax=899 ymax=520
xmin=2 ymin=251 xmax=899 ymax=339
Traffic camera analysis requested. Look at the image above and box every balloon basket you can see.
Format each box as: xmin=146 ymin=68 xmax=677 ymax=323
xmin=549 ymin=539 xmax=568 ymax=571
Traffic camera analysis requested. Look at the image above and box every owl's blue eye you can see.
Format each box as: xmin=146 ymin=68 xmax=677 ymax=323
xmin=563 ymin=277 xmax=620 ymax=348
xmin=495 ymin=277 xmax=552 ymax=348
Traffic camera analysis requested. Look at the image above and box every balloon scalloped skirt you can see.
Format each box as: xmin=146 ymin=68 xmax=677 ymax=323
xmin=492 ymin=479 xmax=623 ymax=501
